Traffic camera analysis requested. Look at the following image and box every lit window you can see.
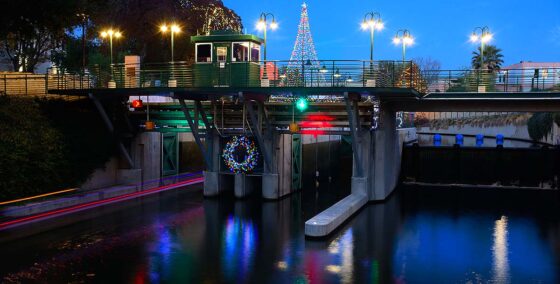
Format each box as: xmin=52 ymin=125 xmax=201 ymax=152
xmin=217 ymin=47 xmax=227 ymax=62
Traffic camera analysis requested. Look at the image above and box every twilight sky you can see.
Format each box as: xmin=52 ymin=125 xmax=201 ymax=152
xmin=223 ymin=0 xmax=560 ymax=69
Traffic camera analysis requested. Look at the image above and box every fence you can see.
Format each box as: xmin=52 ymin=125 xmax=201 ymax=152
xmin=423 ymin=68 xmax=560 ymax=93
xmin=2 ymin=64 xmax=559 ymax=96
xmin=46 ymin=60 xmax=416 ymax=90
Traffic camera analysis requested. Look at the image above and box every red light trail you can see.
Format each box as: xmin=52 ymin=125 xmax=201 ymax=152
xmin=0 ymin=177 xmax=204 ymax=231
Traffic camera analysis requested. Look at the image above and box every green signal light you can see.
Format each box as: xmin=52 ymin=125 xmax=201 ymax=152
xmin=296 ymin=98 xmax=308 ymax=111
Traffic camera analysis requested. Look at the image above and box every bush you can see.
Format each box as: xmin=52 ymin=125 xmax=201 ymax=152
xmin=527 ymin=112 xmax=553 ymax=142
xmin=0 ymin=96 xmax=115 ymax=201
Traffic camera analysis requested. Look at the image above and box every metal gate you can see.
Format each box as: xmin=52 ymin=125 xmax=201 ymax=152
xmin=161 ymin=133 xmax=179 ymax=176
xmin=292 ymin=134 xmax=302 ymax=190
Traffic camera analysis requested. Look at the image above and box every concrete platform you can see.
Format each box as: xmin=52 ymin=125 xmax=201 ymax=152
xmin=304 ymin=193 xmax=368 ymax=237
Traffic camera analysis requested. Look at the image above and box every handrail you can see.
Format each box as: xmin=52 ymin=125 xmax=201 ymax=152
xmin=1 ymin=61 xmax=559 ymax=96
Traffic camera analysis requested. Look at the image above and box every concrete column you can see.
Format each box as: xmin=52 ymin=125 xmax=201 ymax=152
xmin=371 ymin=108 xmax=401 ymax=200
xmin=351 ymin=130 xmax=373 ymax=197
xmin=262 ymin=133 xmax=293 ymax=199
xmin=234 ymin=173 xmax=256 ymax=198
xmin=203 ymin=130 xmax=233 ymax=197
xmin=131 ymin=132 xmax=161 ymax=188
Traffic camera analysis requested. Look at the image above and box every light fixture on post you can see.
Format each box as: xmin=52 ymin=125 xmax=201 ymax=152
xmin=361 ymin=12 xmax=383 ymax=87
xmin=100 ymin=28 xmax=122 ymax=88
xmin=393 ymin=29 xmax=414 ymax=63
xmin=470 ymin=26 xmax=492 ymax=93
xmin=160 ymin=23 xmax=181 ymax=87
xmin=257 ymin=12 xmax=278 ymax=87
xmin=470 ymin=26 xmax=492 ymax=70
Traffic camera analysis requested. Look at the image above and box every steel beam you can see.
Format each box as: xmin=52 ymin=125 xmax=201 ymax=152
xmin=259 ymin=101 xmax=274 ymax=138
xmin=344 ymin=92 xmax=363 ymax=177
xmin=178 ymin=99 xmax=212 ymax=168
xmin=88 ymin=93 xmax=134 ymax=169
xmin=245 ymin=100 xmax=273 ymax=173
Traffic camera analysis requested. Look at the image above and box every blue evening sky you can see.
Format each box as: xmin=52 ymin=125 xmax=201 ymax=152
xmin=223 ymin=0 xmax=560 ymax=69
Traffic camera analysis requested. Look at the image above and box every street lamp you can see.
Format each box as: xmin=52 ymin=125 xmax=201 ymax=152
xmin=100 ymin=28 xmax=122 ymax=88
xmin=393 ymin=29 xmax=414 ymax=63
xmin=160 ymin=23 xmax=181 ymax=87
xmin=361 ymin=12 xmax=383 ymax=86
xmin=100 ymin=29 xmax=122 ymax=66
xmin=257 ymin=12 xmax=278 ymax=85
xmin=77 ymin=13 xmax=89 ymax=73
xmin=470 ymin=26 xmax=492 ymax=70
xmin=160 ymin=23 xmax=181 ymax=62
xmin=361 ymin=12 xmax=383 ymax=62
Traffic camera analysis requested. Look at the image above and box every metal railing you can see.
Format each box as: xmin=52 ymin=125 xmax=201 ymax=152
xmin=2 ymin=63 xmax=559 ymax=96
xmin=45 ymin=60 xmax=415 ymax=90
xmin=423 ymin=68 xmax=560 ymax=93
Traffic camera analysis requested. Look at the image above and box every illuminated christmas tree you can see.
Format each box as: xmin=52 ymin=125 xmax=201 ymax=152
xmin=285 ymin=2 xmax=323 ymax=86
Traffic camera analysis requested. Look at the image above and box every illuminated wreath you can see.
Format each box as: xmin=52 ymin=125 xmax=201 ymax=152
xmin=222 ymin=136 xmax=259 ymax=173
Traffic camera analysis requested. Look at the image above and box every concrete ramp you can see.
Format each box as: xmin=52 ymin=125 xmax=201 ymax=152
xmin=305 ymin=193 xmax=368 ymax=237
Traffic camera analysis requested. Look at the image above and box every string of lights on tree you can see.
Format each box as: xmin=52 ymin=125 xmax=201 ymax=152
xmin=222 ymin=136 xmax=260 ymax=173
xmin=283 ymin=2 xmax=325 ymax=87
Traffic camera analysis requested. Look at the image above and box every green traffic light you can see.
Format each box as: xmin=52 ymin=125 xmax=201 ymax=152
xmin=296 ymin=98 xmax=308 ymax=111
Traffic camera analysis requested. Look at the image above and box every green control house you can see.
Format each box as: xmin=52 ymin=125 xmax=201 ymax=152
xmin=191 ymin=30 xmax=265 ymax=87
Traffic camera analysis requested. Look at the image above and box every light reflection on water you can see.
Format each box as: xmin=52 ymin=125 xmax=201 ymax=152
xmin=221 ymin=215 xmax=257 ymax=283
xmin=112 ymin=190 xmax=560 ymax=283
xmin=492 ymin=215 xmax=510 ymax=284
xmin=391 ymin=189 xmax=559 ymax=284
xmin=1 ymin=186 xmax=559 ymax=283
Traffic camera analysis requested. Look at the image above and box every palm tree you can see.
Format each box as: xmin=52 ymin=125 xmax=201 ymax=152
xmin=471 ymin=45 xmax=504 ymax=72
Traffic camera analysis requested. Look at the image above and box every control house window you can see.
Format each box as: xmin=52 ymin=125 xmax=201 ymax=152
xmin=251 ymin=44 xmax=261 ymax=62
xmin=232 ymin=42 xmax=250 ymax=62
xmin=196 ymin=43 xmax=212 ymax=63
xmin=217 ymin=47 xmax=227 ymax=62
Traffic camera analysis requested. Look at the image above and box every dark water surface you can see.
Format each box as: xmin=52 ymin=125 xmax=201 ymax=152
xmin=1 ymin=183 xmax=559 ymax=283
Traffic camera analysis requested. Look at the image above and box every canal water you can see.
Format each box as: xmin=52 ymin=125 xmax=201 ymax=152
xmin=1 ymin=181 xmax=559 ymax=283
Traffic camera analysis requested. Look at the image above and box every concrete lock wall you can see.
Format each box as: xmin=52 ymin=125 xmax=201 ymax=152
xmin=132 ymin=132 xmax=162 ymax=186
xmin=78 ymin=132 xmax=163 ymax=191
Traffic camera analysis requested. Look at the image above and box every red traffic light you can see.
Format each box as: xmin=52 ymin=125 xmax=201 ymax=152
xmin=131 ymin=99 xmax=143 ymax=109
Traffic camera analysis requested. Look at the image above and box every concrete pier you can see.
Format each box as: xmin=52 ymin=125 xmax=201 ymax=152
xmin=235 ymin=174 xmax=256 ymax=198
xmin=305 ymin=108 xmax=411 ymax=237
xmin=261 ymin=134 xmax=295 ymax=199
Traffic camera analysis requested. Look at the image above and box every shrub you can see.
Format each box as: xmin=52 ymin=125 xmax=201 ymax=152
xmin=0 ymin=96 xmax=115 ymax=201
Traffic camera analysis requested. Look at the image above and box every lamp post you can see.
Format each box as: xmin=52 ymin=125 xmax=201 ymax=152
xmin=470 ymin=26 xmax=492 ymax=70
xmin=160 ymin=24 xmax=181 ymax=63
xmin=361 ymin=12 xmax=383 ymax=87
xmin=361 ymin=12 xmax=383 ymax=63
xmin=393 ymin=29 xmax=414 ymax=63
xmin=257 ymin=13 xmax=278 ymax=86
xmin=100 ymin=29 xmax=122 ymax=88
xmin=77 ymin=13 xmax=88 ymax=74
xmin=161 ymin=23 xmax=181 ymax=87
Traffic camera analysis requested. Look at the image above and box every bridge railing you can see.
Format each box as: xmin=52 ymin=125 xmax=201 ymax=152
xmin=423 ymin=68 xmax=560 ymax=93
xmin=45 ymin=60 xmax=416 ymax=90
xmin=19 ymin=63 xmax=560 ymax=95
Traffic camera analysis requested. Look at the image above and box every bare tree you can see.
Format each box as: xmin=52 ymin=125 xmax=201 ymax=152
xmin=413 ymin=57 xmax=442 ymax=87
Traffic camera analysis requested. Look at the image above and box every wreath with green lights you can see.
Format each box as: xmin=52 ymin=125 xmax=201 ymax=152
xmin=222 ymin=136 xmax=259 ymax=173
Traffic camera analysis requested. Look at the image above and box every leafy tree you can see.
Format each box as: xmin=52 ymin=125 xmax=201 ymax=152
xmin=94 ymin=0 xmax=243 ymax=63
xmin=471 ymin=45 xmax=504 ymax=71
xmin=0 ymin=1 xmax=83 ymax=72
